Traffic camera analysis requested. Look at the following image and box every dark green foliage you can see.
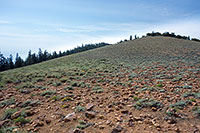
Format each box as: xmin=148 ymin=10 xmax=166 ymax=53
xmin=13 ymin=116 xmax=31 ymax=125
xmin=52 ymin=81 xmax=61 ymax=87
xmin=19 ymin=89 xmax=30 ymax=94
xmin=92 ymin=86 xmax=104 ymax=93
xmin=76 ymin=105 xmax=85 ymax=112
xmin=1 ymin=108 xmax=18 ymax=120
xmin=0 ymin=126 xmax=18 ymax=133
xmin=41 ymin=90 xmax=56 ymax=96
xmin=157 ymin=84 xmax=164 ymax=87
xmin=19 ymin=100 xmax=40 ymax=107
xmin=165 ymin=108 xmax=179 ymax=117
xmin=170 ymin=100 xmax=192 ymax=109
xmin=60 ymin=77 xmax=68 ymax=83
xmin=63 ymin=86 xmax=74 ymax=91
xmin=192 ymin=106 xmax=200 ymax=118
xmin=76 ymin=120 xmax=93 ymax=130
xmin=182 ymin=92 xmax=200 ymax=98
xmin=0 ymin=97 xmax=15 ymax=108
xmin=146 ymin=31 xmax=190 ymax=40
xmin=0 ymin=42 xmax=110 ymax=72
xmin=133 ymin=99 xmax=163 ymax=110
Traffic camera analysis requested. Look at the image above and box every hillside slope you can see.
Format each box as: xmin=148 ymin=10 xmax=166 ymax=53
xmin=0 ymin=36 xmax=200 ymax=133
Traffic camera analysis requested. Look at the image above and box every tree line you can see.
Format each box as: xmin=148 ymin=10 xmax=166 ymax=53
xmin=145 ymin=31 xmax=200 ymax=42
xmin=0 ymin=42 xmax=110 ymax=72
xmin=118 ymin=32 xmax=200 ymax=44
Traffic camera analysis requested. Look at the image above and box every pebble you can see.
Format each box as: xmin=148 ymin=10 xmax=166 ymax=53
xmin=86 ymin=103 xmax=94 ymax=111
xmin=11 ymin=111 xmax=21 ymax=119
xmin=64 ymin=112 xmax=76 ymax=122
xmin=85 ymin=111 xmax=96 ymax=119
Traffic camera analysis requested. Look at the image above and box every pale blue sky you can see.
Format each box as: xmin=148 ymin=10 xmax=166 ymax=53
xmin=0 ymin=0 xmax=200 ymax=58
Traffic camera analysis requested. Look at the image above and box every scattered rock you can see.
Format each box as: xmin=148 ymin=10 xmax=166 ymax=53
xmin=99 ymin=114 xmax=104 ymax=119
xmin=134 ymin=117 xmax=142 ymax=121
xmin=86 ymin=103 xmax=94 ymax=111
xmin=25 ymin=110 xmax=35 ymax=116
xmin=111 ymin=125 xmax=124 ymax=133
xmin=0 ymin=92 xmax=3 ymax=98
xmin=0 ymin=119 xmax=9 ymax=127
xmin=85 ymin=111 xmax=96 ymax=119
xmin=121 ymin=110 xmax=129 ymax=114
xmin=46 ymin=119 xmax=51 ymax=124
xmin=168 ymin=119 xmax=177 ymax=124
xmin=152 ymin=107 xmax=157 ymax=111
xmin=11 ymin=111 xmax=21 ymax=119
xmin=73 ymin=128 xmax=85 ymax=133
xmin=64 ymin=112 xmax=76 ymax=122
xmin=99 ymin=125 xmax=106 ymax=129
xmin=32 ymin=120 xmax=44 ymax=128
xmin=128 ymin=121 xmax=134 ymax=127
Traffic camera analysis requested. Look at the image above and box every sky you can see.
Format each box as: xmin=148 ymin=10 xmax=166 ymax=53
xmin=0 ymin=0 xmax=200 ymax=58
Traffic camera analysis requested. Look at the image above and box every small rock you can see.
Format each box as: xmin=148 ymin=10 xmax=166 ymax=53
xmin=99 ymin=115 xmax=104 ymax=119
xmin=128 ymin=121 xmax=134 ymax=127
xmin=168 ymin=119 xmax=176 ymax=124
xmin=134 ymin=117 xmax=142 ymax=121
xmin=175 ymin=128 xmax=180 ymax=132
xmin=64 ymin=112 xmax=76 ymax=122
xmin=25 ymin=110 xmax=35 ymax=116
xmin=0 ymin=119 xmax=9 ymax=127
xmin=99 ymin=125 xmax=106 ymax=129
xmin=85 ymin=111 xmax=96 ymax=119
xmin=46 ymin=119 xmax=51 ymax=124
xmin=0 ymin=92 xmax=3 ymax=98
xmin=86 ymin=103 xmax=94 ymax=111
xmin=121 ymin=110 xmax=129 ymax=114
xmin=111 ymin=125 xmax=124 ymax=133
xmin=10 ymin=105 xmax=16 ymax=108
xmin=11 ymin=111 xmax=21 ymax=119
xmin=73 ymin=128 xmax=85 ymax=133
xmin=32 ymin=120 xmax=44 ymax=128
xmin=152 ymin=107 xmax=157 ymax=111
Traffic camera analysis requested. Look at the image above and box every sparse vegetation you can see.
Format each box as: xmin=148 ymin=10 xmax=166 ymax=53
xmin=1 ymin=108 xmax=18 ymax=120
xmin=0 ymin=97 xmax=15 ymax=108
xmin=76 ymin=105 xmax=85 ymax=112
xmin=41 ymin=90 xmax=56 ymax=96
xmin=13 ymin=116 xmax=31 ymax=125
xmin=0 ymin=35 xmax=200 ymax=132
xmin=133 ymin=98 xmax=163 ymax=110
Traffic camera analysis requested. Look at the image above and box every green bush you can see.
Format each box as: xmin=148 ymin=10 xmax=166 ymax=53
xmin=157 ymin=84 xmax=164 ymax=87
xmin=92 ymin=86 xmax=104 ymax=93
xmin=60 ymin=77 xmax=68 ymax=83
xmin=192 ymin=106 xmax=200 ymax=118
xmin=76 ymin=120 xmax=92 ymax=130
xmin=63 ymin=86 xmax=74 ymax=91
xmin=0 ymin=97 xmax=15 ymax=108
xmin=1 ymin=108 xmax=18 ymax=120
xmin=133 ymin=99 xmax=163 ymax=110
xmin=14 ymin=116 xmax=31 ymax=125
xmin=52 ymin=81 xmax=61 ymax=87
xmin=170 ymin=100 xmax=191 ymax=109
xmin=76 ymin=105 xmax=85 ymax=112
xmin=41 ymin=90 xmax=56 ymax=96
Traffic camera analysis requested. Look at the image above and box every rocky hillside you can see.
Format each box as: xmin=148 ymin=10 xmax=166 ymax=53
xmin=0 ymin=36 xmax=200 ymax=133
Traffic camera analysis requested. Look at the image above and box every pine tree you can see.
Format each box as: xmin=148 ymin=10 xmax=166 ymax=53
xmin=8 ymin=54 xmax=14 ymax=69
xmin=130 ymin=35 xmax=132 ymax=40
xmin=26 ymin=50 xmax=33 ymax=65
xmin=0 ymin=52 xmax=6 ymax=71
xmin=38 ymin=48 xmax=43 ymax=62
xmin=15 ymin=53 xmax=24 ymax=68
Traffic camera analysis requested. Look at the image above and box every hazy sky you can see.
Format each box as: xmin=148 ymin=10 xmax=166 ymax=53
xmin=0 ymin=0 xmax=200 ymax=58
